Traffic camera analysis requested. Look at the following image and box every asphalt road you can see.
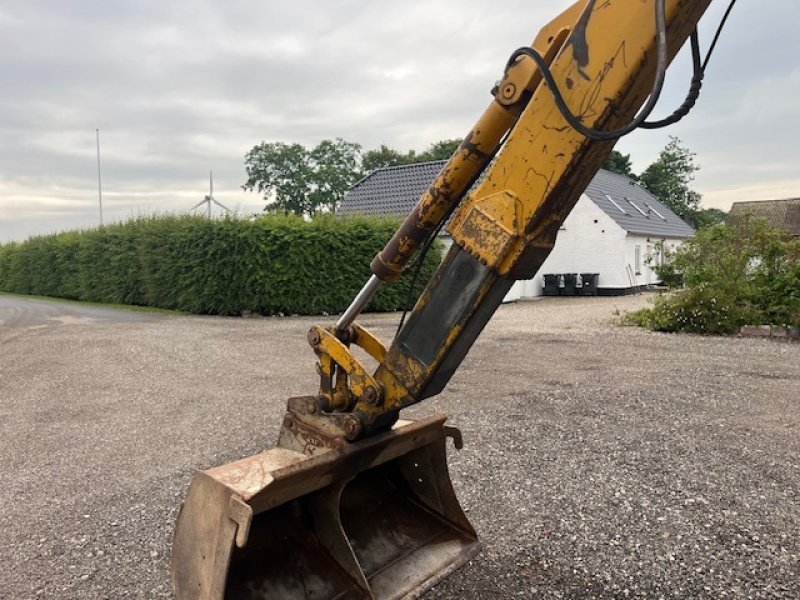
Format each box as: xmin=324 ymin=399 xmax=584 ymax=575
xmin=0 ymin=294 xmax=161 ymax=329
xmin=1 ymin=294 xmax=798 ymax=598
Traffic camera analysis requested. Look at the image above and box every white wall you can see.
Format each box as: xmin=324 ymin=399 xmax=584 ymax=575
xmin=624 ymin=236 xmax=684 ymax=289
xmin=519 ymin=194 xmax=627 ymax=296
xmin=437 ymin=195 xmax=687 ymax=299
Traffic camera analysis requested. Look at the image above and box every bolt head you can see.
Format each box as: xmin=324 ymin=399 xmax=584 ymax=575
xmin=343 ymin=416 xmax=361 ymax=439
xmin=362 ymin=385 xmax=380 ymax=405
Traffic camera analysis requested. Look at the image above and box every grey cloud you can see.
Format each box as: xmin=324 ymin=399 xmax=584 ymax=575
xmin=0 ymin=0 xmax=797 ymax=242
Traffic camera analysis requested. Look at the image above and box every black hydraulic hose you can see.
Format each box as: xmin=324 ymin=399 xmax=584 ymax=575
xmin=702 ymin=0 xmax=738 ymax=71
xmin=505 ymin=0 xmax=738 ymax=139
xmin=505 ymin=0 xmax=669 ymax=141
xmin=642 ymin=0 xmax=737 ymax=129
xmin=641 ymin=30 xmax=703 ymax=129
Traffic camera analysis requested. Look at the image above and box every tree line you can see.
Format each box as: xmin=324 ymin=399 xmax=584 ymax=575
xmin=243 ymin=135 xmax=724 ymax=229
xmin=243 ymin=138 xmax=461 ymax=216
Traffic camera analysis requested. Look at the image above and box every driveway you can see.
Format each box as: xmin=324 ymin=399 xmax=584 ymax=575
xmin=0 ymin=294 xmax=163 ymax=330
xmin=1 ymin=294 xmax=798 ymax=598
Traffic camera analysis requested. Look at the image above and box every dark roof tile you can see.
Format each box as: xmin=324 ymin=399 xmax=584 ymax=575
xmin=584 ymin=169 xmax=695 ymax=238
xmin=341 ymin=160 xmax=695 ymax=238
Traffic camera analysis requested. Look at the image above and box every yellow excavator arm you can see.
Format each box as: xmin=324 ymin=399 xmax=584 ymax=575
xmin=285 ymin=0 xmax=711 ymax=442
xmin=172 ymin=1 xmax=723 ymax=598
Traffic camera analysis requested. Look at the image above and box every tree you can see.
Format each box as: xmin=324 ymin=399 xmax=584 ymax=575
xmin=243 ymin=138 xmax=362 ymax=215
xmin=608 ymin=139 xmax=720 ymax=230
xmin=639 ymin=137 xmax=702 ymax=226
xmin=309 ymin=138 xmax=362 ymax=213
xmin=693 ymin=207 xmax=728 ymax=228
xmin=603 ymin=150 xmax=635 ymax=178
xmin=624 ymin=219 xmax=800 ymax=334
xmin=361 ymin=138 xmax=463 ymax=173
xmin=362 ymin=144 xmax=408 ymax=172
xmin=243 ymin=142 xmax=314 ymax=215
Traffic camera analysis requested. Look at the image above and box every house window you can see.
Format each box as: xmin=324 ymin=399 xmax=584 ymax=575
xmin=635 ymin=245 xmax=642 ymax=275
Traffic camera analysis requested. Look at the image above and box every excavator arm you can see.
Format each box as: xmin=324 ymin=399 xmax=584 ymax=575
xmin=172 ymin=1 xmax=719 ymax=598
xmin=283 ymin=0 xmax=712 ymax=445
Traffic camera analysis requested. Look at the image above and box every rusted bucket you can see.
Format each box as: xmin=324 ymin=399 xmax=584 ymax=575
xmin=172 ymin=415 xmax=480 ymax=599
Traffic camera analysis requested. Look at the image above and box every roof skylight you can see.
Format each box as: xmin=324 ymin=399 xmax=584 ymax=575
xmin=644 ymin=202 xmax=667 ymax=221
xmin=604 ymin=193 xmax=628 ymax=215
xmin=626 ymin=198 xmax=649 ymax=217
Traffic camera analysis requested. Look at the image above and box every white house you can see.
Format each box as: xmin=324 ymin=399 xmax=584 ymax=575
xmin=340 ymin=161 xmax=695 ymax=298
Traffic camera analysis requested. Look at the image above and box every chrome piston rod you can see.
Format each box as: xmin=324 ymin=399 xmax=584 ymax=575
xmin=335 ymin=274 xmax=383 ymax=332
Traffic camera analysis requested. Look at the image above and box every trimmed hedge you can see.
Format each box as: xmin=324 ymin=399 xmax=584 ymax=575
xmin=0 ymin=214 xmax=442 ymax=316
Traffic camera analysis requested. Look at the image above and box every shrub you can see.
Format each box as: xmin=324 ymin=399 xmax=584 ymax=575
xmin=0 ymin=214 xmax=442 ymax=316
xmin=625 ymin=219 xmax=800 ymax=334
xmin=623 ymin=284 xmax=757 ymax=335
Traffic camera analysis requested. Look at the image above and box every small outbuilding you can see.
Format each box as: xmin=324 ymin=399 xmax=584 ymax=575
xmin=340 ymin=161 xmax=695 ymax=299
xmin=727 ymin=198 xmax=800 ymax=238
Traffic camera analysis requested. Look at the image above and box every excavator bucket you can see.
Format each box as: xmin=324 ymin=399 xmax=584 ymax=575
xmin=172 ymin=415 xmax=479 ymax=599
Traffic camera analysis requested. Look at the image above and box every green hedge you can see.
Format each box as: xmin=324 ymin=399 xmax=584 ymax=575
xmin=0 ymin=214 xmax=442 ymax=316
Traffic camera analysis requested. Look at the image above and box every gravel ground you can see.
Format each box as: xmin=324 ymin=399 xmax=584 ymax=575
xmin=1 ymin=293 xmax=798 ymax=599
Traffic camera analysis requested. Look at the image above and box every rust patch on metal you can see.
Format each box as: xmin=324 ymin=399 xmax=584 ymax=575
xmin=459 ymin=130 xmax=490 ymax=161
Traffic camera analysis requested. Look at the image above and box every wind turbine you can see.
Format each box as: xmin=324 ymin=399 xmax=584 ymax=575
xmin=190 ymin=171 xmax=231 ymax=218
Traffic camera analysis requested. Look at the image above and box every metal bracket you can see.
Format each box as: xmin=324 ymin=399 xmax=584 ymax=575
xmin=494 ymin=27 xmax=572 ymax=108
xmin=227 ymin=496 xmax=253 ymax=548
xmin=308 ymin=324 xmax=386 ymax=411
xmin=444 ymin=425 xmax=464 ymax=450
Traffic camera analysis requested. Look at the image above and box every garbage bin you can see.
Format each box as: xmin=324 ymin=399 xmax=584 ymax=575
xmin=580 ymin=273 xmax=599 ymax=296
xmin=556 ymin=274 xmax=566 ymax=295
xmin=543 ymin=274 xmax=559 ymax=296
xmin=562 ymin=273 xmax=576 ymax=296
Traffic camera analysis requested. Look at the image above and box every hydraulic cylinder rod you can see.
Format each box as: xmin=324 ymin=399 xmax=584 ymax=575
xmin=336 ymin=100 xmax=516 ymax=331
xmin=335 ymin=274 xmax=382 ymax=332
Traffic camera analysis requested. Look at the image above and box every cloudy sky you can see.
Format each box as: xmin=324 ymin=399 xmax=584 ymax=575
xmin=0 ymin=0 xmax=797 ymax=243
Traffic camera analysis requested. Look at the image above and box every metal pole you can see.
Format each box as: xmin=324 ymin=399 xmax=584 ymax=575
xmin=335 ymin=274 xmax=383 ymax=332
xmin=96 ymin=128 xmax=103 ymax=226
